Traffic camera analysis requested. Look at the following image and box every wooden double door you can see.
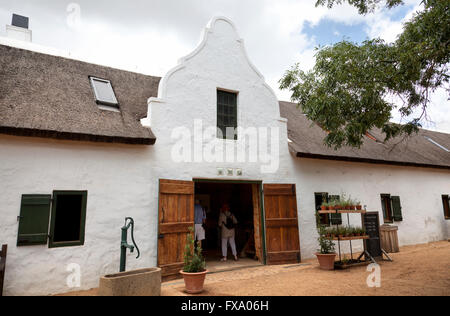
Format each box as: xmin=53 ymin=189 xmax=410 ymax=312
xmin=157 ymin=180 xmax=301 ymax=279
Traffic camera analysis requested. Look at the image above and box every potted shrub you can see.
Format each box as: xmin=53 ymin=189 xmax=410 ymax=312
xmin=180 ymin=228 xmax=207 ymax=294
xmin=315 ymin=215 xmax=336 ymax=270
xmin=320 ymin=202 xmax=329 ymax=211
xmin=355 ymin=201 xmax=362 ymax=210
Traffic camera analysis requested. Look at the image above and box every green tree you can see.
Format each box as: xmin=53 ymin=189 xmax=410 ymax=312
xmin=280 ymin=0 xmax=449 ymax=149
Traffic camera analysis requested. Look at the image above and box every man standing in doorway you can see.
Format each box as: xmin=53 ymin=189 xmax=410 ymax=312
xmin=194 ymin=199 xmax=206 ymax=248
xmin=219 ymin=203 xmax=238 ymax=262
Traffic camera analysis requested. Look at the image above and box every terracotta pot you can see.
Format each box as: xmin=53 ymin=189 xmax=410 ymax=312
xmin=356 ymin=205 xmax=362 ymax=210
xmin=350 ymin=205 xmax=356 ymax=210
xmin=315 ymin=253 xmax=336 ymax=270
xmin=180 ymin=270 xmax=208 ymax=294
xmin=328 ymin=206 xmax=334 ymax=211
xmin=321 ymin=206 xmax=327 ymax=211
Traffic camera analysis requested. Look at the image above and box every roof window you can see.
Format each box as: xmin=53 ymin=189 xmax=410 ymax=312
xmin=424 ymin=136 xmax=449 ymax=152
xmin=89 ymin=77 xmax=119 ymax=109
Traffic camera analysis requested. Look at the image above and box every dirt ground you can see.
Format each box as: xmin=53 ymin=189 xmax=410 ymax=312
xmin=58 ymin=241 xmax=450 ymax=296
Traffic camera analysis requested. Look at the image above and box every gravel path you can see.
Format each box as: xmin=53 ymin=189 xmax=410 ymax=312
xmin=57 ymin=241 xmax=450 ymax=296
xmin=162 ymin=241 xmax=450 ymax=296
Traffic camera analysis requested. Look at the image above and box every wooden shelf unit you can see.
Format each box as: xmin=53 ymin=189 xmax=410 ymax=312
xmin=316 ymin=208 xmax=378 ymax=268
xmin=318 ymin=209 xmax=366 ymax=214
xmin=331 ymin=236 xmax=369 ymax=241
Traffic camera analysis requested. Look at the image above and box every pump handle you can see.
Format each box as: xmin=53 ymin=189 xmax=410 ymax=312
xmin=125 ymin=217 xmax=140 ymax=259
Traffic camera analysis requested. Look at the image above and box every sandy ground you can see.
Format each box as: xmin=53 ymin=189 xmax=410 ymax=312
xmin=57 ymin=241 xmax=450 ymax=296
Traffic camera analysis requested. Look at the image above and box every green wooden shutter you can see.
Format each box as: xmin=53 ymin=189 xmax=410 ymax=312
xmin=17 ymin=195 xmax=51 ymax=246
xmin=329 ymin=195 xmax=342 ymax=225
xmin=391 ymin=196 xmax=403 ymax=222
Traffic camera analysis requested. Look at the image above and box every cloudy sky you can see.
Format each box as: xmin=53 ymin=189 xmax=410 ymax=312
xmin=0 ymin=0 xmax=448 ymax=132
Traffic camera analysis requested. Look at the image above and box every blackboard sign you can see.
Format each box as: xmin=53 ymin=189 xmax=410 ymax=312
xmin=362 ymin=212 xmax=382 ymax=258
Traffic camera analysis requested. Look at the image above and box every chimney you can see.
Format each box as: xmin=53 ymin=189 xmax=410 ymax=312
xmin=6 ymin=14 xmax=32 ymax=42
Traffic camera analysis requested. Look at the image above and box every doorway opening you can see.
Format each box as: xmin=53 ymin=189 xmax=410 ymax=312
xmin=194 ymin=180 xmax=264 ymax=272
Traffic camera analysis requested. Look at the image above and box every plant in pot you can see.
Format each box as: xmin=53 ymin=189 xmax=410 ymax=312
xmin=361 ymin=227 xmax=367 ymax=237
xmin=338 ymin=199 xmax=346 ymax=210
xmin=315 ymin=213 xmax=336 ymax=270
xmin=349 ymin=227 xmax=356 ymax=237
xmin=348 ymin=198 xmax=356 ymax=210
xmin=180 ymin=228 xmax=207 ymax=294
xmin=327 ymin=200 xmax=335 ymax=211
xmin=337 ymin=226 xmax=345 ymax=239
xmin=355 ymin=200 xmax=362 ymax=210
xmin=320 ymin=201 xmax=329 ymax=211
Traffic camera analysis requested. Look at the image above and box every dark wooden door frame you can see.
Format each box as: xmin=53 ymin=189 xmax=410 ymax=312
xmin=158 ymin=179 xmax=302 ymax=268
xmin=192 ymin=179 xmax=267 ymax=264
xmin=0 ymin=244 xmax=7 ymax=296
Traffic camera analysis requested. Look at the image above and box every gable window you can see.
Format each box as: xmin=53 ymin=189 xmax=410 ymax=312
xmin=381 ymin=194 xmax=403 ymax=224
xmin=89 ymin=76 xmax=119 ymax=108
xmin=442 ymin=195 xmax=450 ymax=219
xmin=217 ymin=90 xmax=237 ymax=140
xmin=17 ymin=191 xmax=87 ymax=248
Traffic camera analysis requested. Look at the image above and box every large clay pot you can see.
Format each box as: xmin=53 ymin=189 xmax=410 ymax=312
xmin=180 ymin=270 xmax=208 ymax=294
xmin=315 ymin=253 xmax=336 ymax=270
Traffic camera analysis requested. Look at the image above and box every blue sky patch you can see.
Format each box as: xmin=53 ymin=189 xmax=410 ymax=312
xmin=303 ymin=4 xmax=413 ymax=46
xmin=303 ymin=19 xmax=369 ymax=46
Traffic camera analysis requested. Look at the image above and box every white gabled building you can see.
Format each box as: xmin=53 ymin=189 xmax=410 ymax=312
xmin=0 ymin=17 xmax=449 ymax=296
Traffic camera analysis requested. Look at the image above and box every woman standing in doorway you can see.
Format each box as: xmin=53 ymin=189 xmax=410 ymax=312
xmin=218 ymin=203 xmax=238 ymax=262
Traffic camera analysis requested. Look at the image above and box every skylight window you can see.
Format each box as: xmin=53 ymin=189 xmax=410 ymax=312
xmin=424 ymin=136 xmax=449 ymax=152
xmin=89 ymin=77 xmax=119 ymax=108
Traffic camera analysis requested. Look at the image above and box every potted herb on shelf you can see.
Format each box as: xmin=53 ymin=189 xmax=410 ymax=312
xmin=361 ymin=227 xmax=367 ymax=237
xmin=348 ymin=199 xmax=355 ymax=210
xmin=355 ymin=201 xmax=362 ymax=210
xmin=180 ymin=228 xmax=207 ymax=294
xmin=327 ymin=200 xmax=335 ymax=211
xmin=340 ymin=199 xmax=347 ymax=210
xmin=338 ymin=227 xmax=345 ymax=239
xmin=315 ymin=214 xmax=336 ymax=270
xmin=320 ymin=202 xmax=329 ymax=211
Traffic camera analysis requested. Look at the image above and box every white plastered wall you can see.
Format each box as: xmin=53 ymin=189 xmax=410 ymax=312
xmin=0 ymin=136 xmax=159 ymax=295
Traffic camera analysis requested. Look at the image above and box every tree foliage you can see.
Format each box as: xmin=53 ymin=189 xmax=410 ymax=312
xmin=316 ymin=0 xmax=404 ymax=14
xmin=280 ymin=0 xmax=449 ymax=149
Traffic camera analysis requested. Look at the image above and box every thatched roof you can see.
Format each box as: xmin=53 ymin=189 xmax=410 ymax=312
xmin=280 ymin=101 xmax=450 ymax=170
xmin=0 ymin=44 xmax=159 ymax=145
